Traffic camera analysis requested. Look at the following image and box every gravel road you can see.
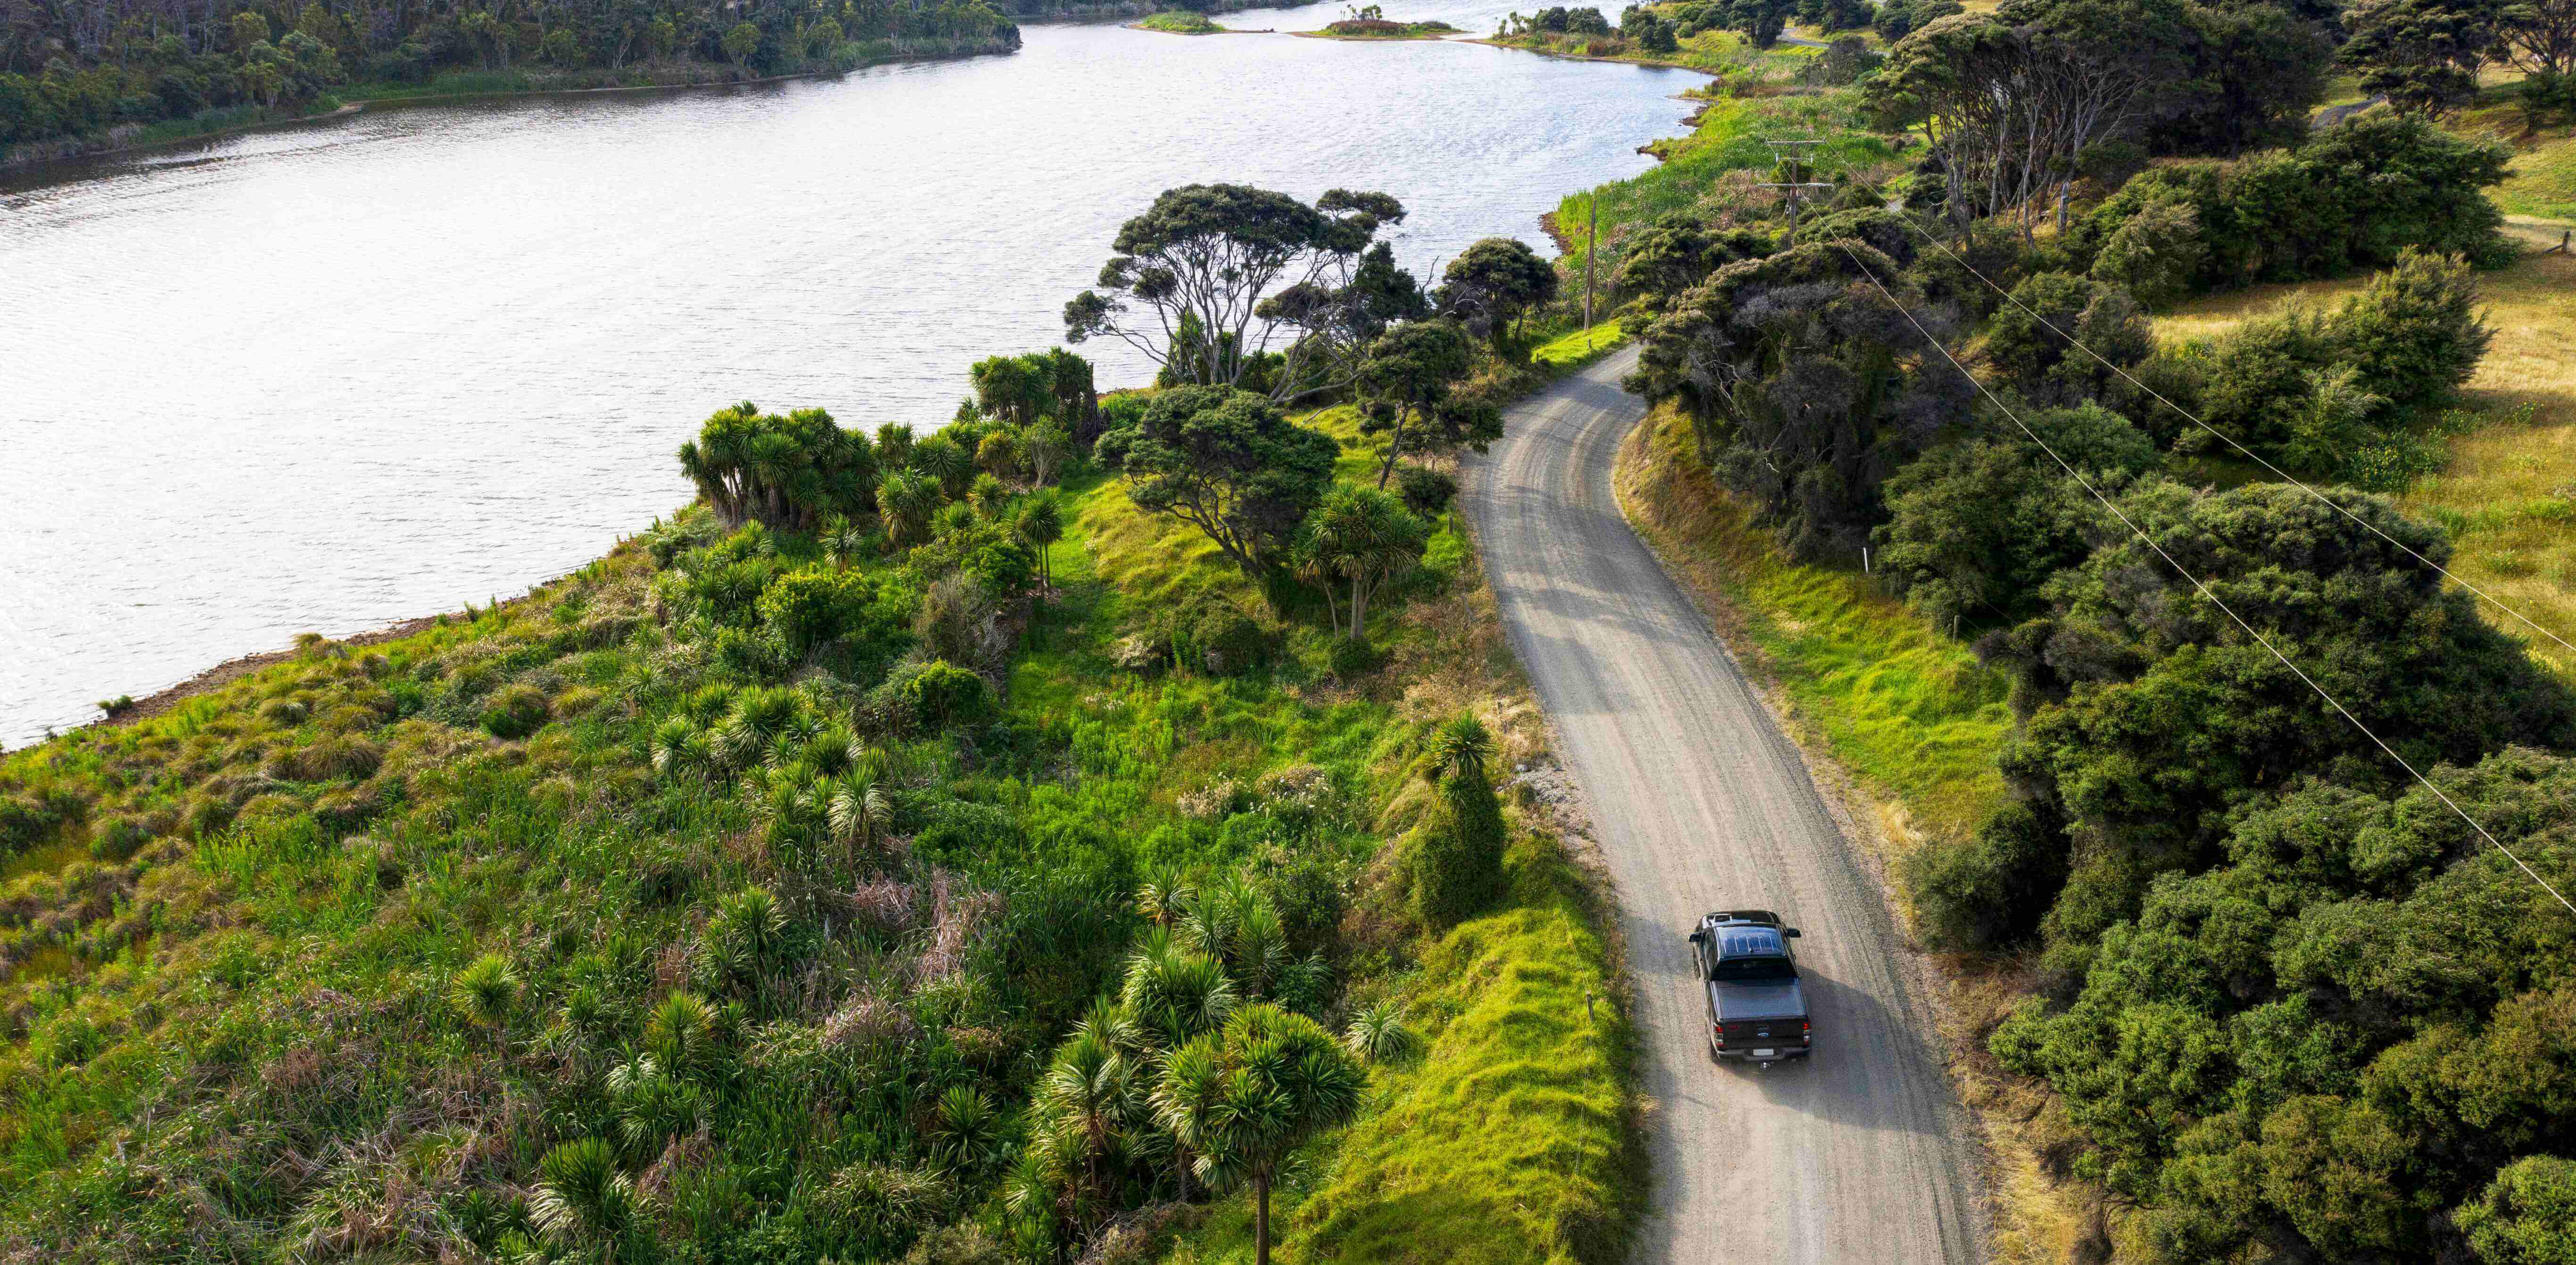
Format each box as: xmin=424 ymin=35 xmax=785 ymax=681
xmin=1464 ymin=347 xmax=1987 ymax=1264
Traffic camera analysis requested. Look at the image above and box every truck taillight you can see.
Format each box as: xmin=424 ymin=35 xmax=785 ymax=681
xmin=1802 ymin=1021 xmax=1811 ymax=1037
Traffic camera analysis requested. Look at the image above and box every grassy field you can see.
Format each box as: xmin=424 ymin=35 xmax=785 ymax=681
xmin=1552 ymin=90 xmax=1895 ymax=278
xmin=0 ymin=344 xmax=1649 ymax=1260
xmin=2156 ymin=250 xmax=2576 ymax=676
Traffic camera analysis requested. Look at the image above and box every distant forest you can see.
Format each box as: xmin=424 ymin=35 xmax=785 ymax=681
xmin=0 ymin=0 xmax=1022 ymax=153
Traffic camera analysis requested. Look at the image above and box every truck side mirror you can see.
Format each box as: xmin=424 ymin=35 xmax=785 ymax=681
xmin=1783 ymin=928 xmax=1801 ymax=938
xmin=1687 ymin=930 xmax=1707 ymax=945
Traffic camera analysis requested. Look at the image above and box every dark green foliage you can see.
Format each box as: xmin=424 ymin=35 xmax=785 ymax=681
xmin=1356 ymin=319 xmax=1494 ymax=486
xmin=1907 ymin=800 xmax=2068 ymax=949
xmin=1395 ymin=466 xmax=1459 ymax=518
xmin=1989 ymin=481 xmax=2576 ymax=913
xmin=1068 ymin=184 xmax=1409 ymax=401
xmin=1979 ymin=272 xmax=2155 ymax=407
xmin=1094 ymin=386 xmax=1339 ymax=582
xmin=479 ymin=682 xmax=551 ymax=739
xmin=1874 ymin=0 xmax=1964 ymax=40
xmin=1994 ymin=748 xmax=2576 ymax=1258
xmin=2171 ymin=248 xmax=2492 ymax=476
xmin=2327 ymin=247 xmax=2493 ymax=414
xmin=678 ymin=401 xmax=879 ymax=530
xmin=1610 ymin=214 xmax=1772 ymax=312
xmin=2149 ymin=0 xmax=2335 ymax=157
xmin=1437 ymin=238 xmax=1561 ymax=354
xmin=1628 ymin=241 xmax=1971 ymax=560
xmin=2341 ymin=0 xmax=2505 ymax=116
xmin=1407 ymin=718 xmax=1507 ymax=932
xmin=898 ymin=660 xmax=990 ymax=728
xmin=1874 ymin=403 xmax=2161 ymax=630
xmin=2072 ymin=115 xmax=2515 ymax=290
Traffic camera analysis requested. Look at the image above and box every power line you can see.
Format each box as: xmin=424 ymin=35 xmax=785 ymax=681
xmin=1828 ymin=240 xmax=2576 ymax=918
xmin=1849 ymin=179 xmax=2576 ymax=664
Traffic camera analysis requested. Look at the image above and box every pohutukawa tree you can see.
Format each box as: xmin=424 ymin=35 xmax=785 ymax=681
xmin=1355 ymin=318 xmax=1499 ymax=487
xmin=1436 ymin=237 xmax=1559 ymax=355
xmin=1064 ymin=184 xmax=1420 ymax=404
xmin=1093 ymin=385 xmax=1339 ymax=583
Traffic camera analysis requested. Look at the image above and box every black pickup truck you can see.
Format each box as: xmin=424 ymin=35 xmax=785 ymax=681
xmin=1687 ymin=910 xmax=1810 ymax=1066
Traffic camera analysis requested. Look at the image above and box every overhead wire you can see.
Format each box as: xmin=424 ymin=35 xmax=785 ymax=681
xmin=1832 ymin=170 xmax=2576 ymax=663
xmin=1821 ymin=238 xmax=2576 ymax=918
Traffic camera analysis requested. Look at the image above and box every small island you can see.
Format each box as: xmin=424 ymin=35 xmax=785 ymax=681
xmin=1134 ymin=9 xmax=1230 ymax=33
xmin=1300 ymin=5 xmax=1463 ymax=38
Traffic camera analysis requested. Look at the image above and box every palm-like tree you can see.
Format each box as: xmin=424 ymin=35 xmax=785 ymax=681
xmin=878 ymin=470 xmax=940 ymax=549
xmin=1135 ymin=863 xmax=1196 ymax=928
xmin=1122 ymin=943 xmax=1238 ymax=1051
xmin=644 ymin=991 xmax=718 ymax=1082
xmin=1152 ymin=1004 xmax=1367 ymax=1265
xmin=875 ymin=422 xmax=917 ymax=471
xmin=1293 ymin=484 xmax=1430 ymax=640
xmin=929 ymin=1084 xmax=1007 ymax=1174
xmin=1035 ymin=1028 xmax=1145 ymax=1240
xmin=1344 ymin=1000 xmax=1423 ymax=1066
xmin=1014 ymin=493 xmax=1066 ymax=590
xmin=1424 ymin=713 xmax=1493 ymax=786
xmin=912 ymin=433 xmax=976 ymax=500
xmin=828 ymin=773 xmax=892 ymax=860
xmin=531 ymin=1136 xmax=638 ymax=1254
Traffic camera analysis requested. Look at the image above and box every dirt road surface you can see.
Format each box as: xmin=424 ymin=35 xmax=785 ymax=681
xmin=1464 ymin=347 xmax=1987 ymax=1264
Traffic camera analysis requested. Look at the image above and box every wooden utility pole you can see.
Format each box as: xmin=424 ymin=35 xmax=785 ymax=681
xmin=1757 ymin=137 xmax=1834 ymax=247
xmin=1583 ymin=196 xmax=1598 ymax=331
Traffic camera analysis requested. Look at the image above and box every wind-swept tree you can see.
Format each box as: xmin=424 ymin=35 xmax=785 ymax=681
xmin=1868 ymin=0 xmax=2188 ymax=232
xmin=1066 ymin=185 xmax=1412 ymax=402
xmin=1151 ymin=1005 xmax=1367 ymax=1265
xmin=2341 ymin=0 xmax=2505 ymax=115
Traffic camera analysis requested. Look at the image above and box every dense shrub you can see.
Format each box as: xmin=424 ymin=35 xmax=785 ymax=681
xmin=1906 ymin=800 xmax=2066 ymax=950
xmin=1994 ymin=749 xmax=2576 ymax=1257
xmin=1394 ymin=466 xmax=1458 ymax=518
xmin=1406 ymin=719 xmax=1507 ymax=932
xmin=1874 ymin=404 xmax=2161 ymax=630
xmin=1980 ymin=272 xmax=2154 ymax=408
xmin=756 ymin=567 xmax=893 ymax=655
xmin=1984 ymin=483 xmax=2576 ymax=937
xmin=2072 ymin=115 xmax=2514 ymax=290
xmin=2171 ymin=248 xmax=2491 ymax=475
xmin=898 ymin=660 xmax=990 ymax=729
xmin=479 ymin=683 xmax=552 ymax=739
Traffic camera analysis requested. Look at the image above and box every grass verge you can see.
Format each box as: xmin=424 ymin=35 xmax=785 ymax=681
xmin=1612 ymin=402 xmax=2109 ymax=1265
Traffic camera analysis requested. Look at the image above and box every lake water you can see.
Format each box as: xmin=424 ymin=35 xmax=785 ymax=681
xmin=0 ymin=2 xmax=1696 ymax=745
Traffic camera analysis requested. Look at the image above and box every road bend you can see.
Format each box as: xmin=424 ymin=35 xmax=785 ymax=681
xmin=1464 ymin=347 xmax=1987 ymax=1264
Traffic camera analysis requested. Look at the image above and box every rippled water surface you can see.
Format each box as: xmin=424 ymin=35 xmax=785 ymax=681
xmin=0 ymin=3 xmax=1693 ymax=743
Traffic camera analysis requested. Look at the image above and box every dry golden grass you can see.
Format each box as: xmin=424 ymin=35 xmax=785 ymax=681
xmin=2156 ymin=250 xmax=2576 ymax=675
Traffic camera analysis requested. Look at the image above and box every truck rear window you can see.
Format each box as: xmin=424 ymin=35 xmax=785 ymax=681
xmin=1712 ymin=955 xmax=1795 ymax=981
